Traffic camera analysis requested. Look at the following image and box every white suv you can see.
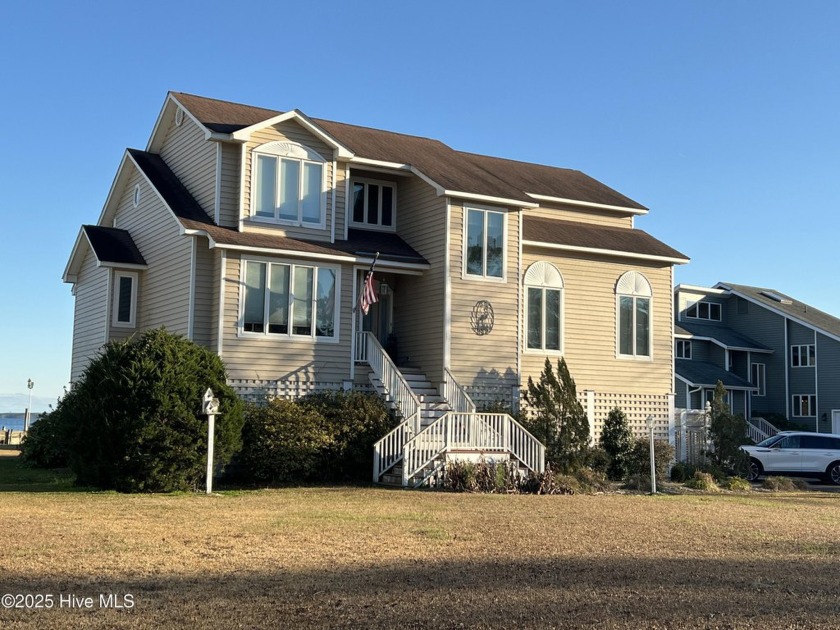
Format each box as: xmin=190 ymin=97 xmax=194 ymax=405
xmin=741 ymin=432 xmax=840 ymax=485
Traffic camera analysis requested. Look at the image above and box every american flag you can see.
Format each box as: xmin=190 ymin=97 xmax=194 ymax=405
xmin=359 ymin=271 xmax=378 ymax=315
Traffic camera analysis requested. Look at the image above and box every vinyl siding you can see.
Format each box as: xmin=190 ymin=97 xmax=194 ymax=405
xmin=524 ymin=202 xmax=633 ymax=228
xmin=192 ymin=240 xmax=216 ymax=349
xmin=448 ymin=202 xmax=520 ymax=397
xmin=218 ymin=142 xmax=241 ymax=228
xmin=220 ymin=252 xmax=352 ymax=383
xmin=521 ymin=249 xmax=674 ymax=395
xmin=241 ymin=122 xmax=336 ymax=242
xmin=159 ymin=114 xmax=216 ymax=219
xmin=787 ymin=321 xmax=816 ymax=418
xmin=70 ymin=247 xmax=108 ymax=382
xmin=817 ymin=333 xmax=840 ymax=431
xmin=114 ymin=169 xmax=192 ymax=335
xmin=390 ymin=177 xmax=447 ymax=381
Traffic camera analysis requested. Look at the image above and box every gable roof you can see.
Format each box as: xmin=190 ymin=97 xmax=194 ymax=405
xmin=676 ymin=359 xmax=757 ymax=390
xmin=717 ymin=282 xmax=840 ymax=341
xmin=63 ymin=226 xmax=147 ymax=283
xmin=128 ymin=148 xmax=427 ymax=268
xmin=170 ymin=92 xmax=648 ymax=212
xmin=675 ymin=321 xmax=772 ymax=353
xmin=522 ymin=216 xmax=688 ymax=264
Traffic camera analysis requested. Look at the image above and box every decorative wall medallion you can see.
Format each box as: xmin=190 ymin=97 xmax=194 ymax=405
xmin=470 ymin=300 xmax=494 ymax=335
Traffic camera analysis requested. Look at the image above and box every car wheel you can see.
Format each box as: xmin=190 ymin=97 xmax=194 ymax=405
xmin=826 ymin=462 xmax=840 ymax=486
xmin=746 ymin=459 xmax=762 ymax=482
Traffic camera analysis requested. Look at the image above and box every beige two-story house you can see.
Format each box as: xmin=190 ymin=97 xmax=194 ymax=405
xmin=64 ymin=92 xmax=688 ymax=484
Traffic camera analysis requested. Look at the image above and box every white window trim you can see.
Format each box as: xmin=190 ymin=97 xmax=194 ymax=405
xmin=111 ymin=271 xmax=138 ymax=328
xmin=792 ymin=394 xmax=817 ymax=417
xmin=790 ymin=343 xmax=816 ymax=368
xmin=133 ymin=184 xmax=141 ymax=208
xmin=751 ymin=362 xmax=766 ymax=397
xmin=349 ymin=177 xmax=397 ymax=231
xmin=237 ymin=256 xmax=341 ymax=344
xmin=615 ymin=271 xmax=653 ymax=361
xmin=249 ymin=141 xmax=328 ymax=229
xmin=676 ymin=339 xmax=692 ymax=359
xmin=523 ymin=261 xmax=564 ymax=355
xmin=461 ymin=204 xmax=507 ymax=282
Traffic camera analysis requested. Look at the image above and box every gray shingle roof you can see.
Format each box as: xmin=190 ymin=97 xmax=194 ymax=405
xmin=676 ymin=360 xmax=756 ymax=390
xmin=82 ymin=226 xmax=146 ymax=266
xmin=718 ymin=282 xmax=840 ymax=340
xmin=171 ymin=92 xmax=649 ymax=210
xmin=675 ymin=321 xmax=772 ymax=352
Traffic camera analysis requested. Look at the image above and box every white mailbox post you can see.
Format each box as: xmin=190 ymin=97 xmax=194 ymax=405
xmin=202 ymin=388 xmax=220 ymax=495
xmin=645 ymin=414 xmax=656 ymax=495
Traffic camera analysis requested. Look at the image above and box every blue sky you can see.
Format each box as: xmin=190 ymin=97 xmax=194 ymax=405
xmin=1 ymin=1 xmax=838 ymax=409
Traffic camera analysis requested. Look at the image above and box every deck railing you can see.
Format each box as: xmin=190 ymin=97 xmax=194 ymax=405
xmin=402 ymin=412 xmax=545 ymax=487
xmin=442 ymin=368 xmax=476 ymax=413
xmin=372 ymin=421 xmax=410 ymax=481
xmin=746 ymin=416 xmax=781 ymax=444
xmin=358 ymin=331 xmax=420 ymax=432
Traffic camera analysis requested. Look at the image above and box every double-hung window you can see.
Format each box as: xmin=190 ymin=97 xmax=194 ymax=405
xmin=792 ymin=394 xmax=816 ymax=417
xmin=676 ymin=340 xmax=692 ymax=359
xmin=252 ymin=141 xmax=326 ymax=227
xmin=465 ymin=207 xmax=504 ymax=279
xmin=524 ymin=262 xmax=563 ymax=352
xmin=242 ymin=260 xmax=338 ymax=340
xmin=351 ymin=179 xmax=395 ymax=229
xmin=616 ymin=271 xmax=652 ymax=358
xmin=751 ymin=363 xmax=766 ymax=397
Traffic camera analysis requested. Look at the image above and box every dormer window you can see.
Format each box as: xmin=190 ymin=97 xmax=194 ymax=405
xmin=351 ymin=178 xmax=396 ymax=229
xmin=686 ymin=300 xmax=721 ymax=321
xmin=251 ymin=141 xmax=326 ymax=227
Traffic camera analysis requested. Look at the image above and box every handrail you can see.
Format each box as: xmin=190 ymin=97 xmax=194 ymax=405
xmin=748 ymin=416 xmax=780 ymax=443
xmin=443 ymin=368 xmax=476 ymax=413
xmin=402 ymin=412 xmax=545 ymax=487
xmin=358 ymin=331 xmax=420 ymax=432
xmin=372 ymin=420 xmax=410 ymax=481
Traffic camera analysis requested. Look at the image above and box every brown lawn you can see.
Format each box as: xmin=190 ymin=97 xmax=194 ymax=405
xmin=0 ymin=482 xmax=838 ymax=628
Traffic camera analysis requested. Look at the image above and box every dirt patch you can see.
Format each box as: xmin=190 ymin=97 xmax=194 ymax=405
xmin=0 ymin=487 xmax=837 ymax=628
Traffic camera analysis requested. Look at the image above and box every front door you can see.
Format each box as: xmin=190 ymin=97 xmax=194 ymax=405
xmin=359 ymin=271 xmax=394 ymax=350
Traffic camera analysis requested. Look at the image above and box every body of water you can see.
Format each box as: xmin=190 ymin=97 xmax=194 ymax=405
xmin=0 ymin=414 xmax=39 ymax=432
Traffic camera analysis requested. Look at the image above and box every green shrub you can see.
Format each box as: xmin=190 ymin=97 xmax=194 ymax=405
xmin=240 ymin=399 xmax=332 ymax=483
xmin=20 ymin=393 xmax=75 ymax=468
xmin=670 ymin=462 xmax=697 ymax=483
xmin=684 ymin=471 xmax=719 ymax=492
xmin=585 ymin=446 xmax=611 ymax=476
xmin=726 ymin=477 xmax=752 ymax=492
xmin=707 ymin=381 xmax=750 ymax=477
xmin=627 ymin=438 xmax=675 ymax=481
xmin=573 ymin=466 xmax=611 ymax=493
xmin=299 ymin=390 xmax=397 ymax=482
xmin=28 ymin=329 xmax=243 ymax=492
xmin=599 ymin=408 xmax=634 ymax=480
xmin=521 ymin=358 xmax=590 ymax=473
xmin=762 ymin=476 xmax=809 ymax=492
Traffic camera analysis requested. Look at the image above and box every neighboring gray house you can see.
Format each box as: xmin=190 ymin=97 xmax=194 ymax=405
xmin=674 ymin=283 xmax=840 ymax=432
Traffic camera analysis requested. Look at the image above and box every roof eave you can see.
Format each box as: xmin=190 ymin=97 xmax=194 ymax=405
xmin=230 ymin=110 xmax=355 ymax=159
xmin=526 ymin=193 xmax=648 ymax=215
xmin=522 ymin=240 xmax=689 ymax=265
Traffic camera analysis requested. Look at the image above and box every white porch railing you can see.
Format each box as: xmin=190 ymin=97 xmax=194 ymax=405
xmin=402 ymin=412 xmax=545 ymax=487
xmin=358 ymin=331 xmax=420 ymax=432
xmin=372 ymin=421 xmax=410 ymax=482
xmin=443 ymin=368 xmax=476 ymax=413
xmin=746 ymin=416 xmax=780 ymax=443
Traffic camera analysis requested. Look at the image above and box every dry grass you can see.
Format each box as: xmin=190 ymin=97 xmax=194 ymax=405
xmin=0 ymin=477 xmax=838 ymax=628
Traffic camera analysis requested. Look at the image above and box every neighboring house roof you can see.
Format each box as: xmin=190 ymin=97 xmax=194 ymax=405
xmin=522 ymin=216 xmax=689 ymax=263
xmin=171 ymin=92 xmax=648 ymax=212
xmin=82 ymin=226 xmax=147 ymax=266
xmin=128 ymin=149 xmax=427 ymax=267
xmin=717 ymin=282 xmax=840 ymax=341
xmin=675 ymin=321 xmax=772 ymax=353
xmin=676 ymin=359 xmax=757 ymax=390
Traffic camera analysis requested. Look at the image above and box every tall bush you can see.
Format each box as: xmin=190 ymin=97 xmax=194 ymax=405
xmin=708 ymin=381 xmax=749 ymax=476
xmin=599 ymin=407 xmax=634 ymax=480
xmin=25 ymin=329 xmax=243 ymax=492
xmin=522 ymin=358 xmax=590 ymax=473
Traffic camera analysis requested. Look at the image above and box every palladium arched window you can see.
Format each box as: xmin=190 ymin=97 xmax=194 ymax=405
xmin=525 ymin=261 xmax=564 ymax=352
xmin=616 ymin=271 xmax=652 ymax=358
xmin=251 ymin=141 xmax=326 ymax=227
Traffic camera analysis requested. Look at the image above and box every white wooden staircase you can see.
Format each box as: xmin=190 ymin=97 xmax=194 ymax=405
xmin=356 ymin=331 xmax=545 ymax=488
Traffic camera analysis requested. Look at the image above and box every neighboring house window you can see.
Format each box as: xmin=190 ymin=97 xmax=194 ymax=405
xmin=616 ymin=271 xmax=652 ymax=358
xmin=112 ymin=271 xmax=138 ymax=327
xmin=792 ymin=394 xmax=816 ymax=417
xmin=242 ymin=260 xmax=338 ymax=340
xmin=791 ymin=344 xmax=816 ymax=367
xmin=751 ymin=363 xmax=766 ymax=397
xmin=524 ymin=262 xmax=564 ymax=353
xmin=251 ymin=141 xmax=326 ymax=227
xmin=351 ymin=179 xmax=395 ymax=229
xmin=676 ymin=340 xmax=692 ymax=359
xmin=465 ymin=207 xmax=505 ymax=279
xmin=685 ymin=300 xmax=721 ymax=321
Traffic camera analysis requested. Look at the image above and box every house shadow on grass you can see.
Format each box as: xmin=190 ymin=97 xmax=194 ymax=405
xmin=1 ymin=555 xmax=837 ymax=628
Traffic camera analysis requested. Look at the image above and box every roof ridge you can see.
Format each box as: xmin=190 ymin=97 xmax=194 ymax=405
xmin=172 ymin=91 xmax=282 ymax=116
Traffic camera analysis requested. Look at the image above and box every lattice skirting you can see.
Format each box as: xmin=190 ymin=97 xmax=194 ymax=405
xmin=229 ymin=379 xmax=373 ymax=403
xmin=580 ymin=391 xmax=675 ymax=443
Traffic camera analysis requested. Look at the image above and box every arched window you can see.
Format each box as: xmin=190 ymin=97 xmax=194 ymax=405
xmin=251 ymin=141 xmax=326 ymax=227
xmin=616 ymin=271 xmax=652 ymax=358
xmin=525 ymin=261 xmax=564 ymax=352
